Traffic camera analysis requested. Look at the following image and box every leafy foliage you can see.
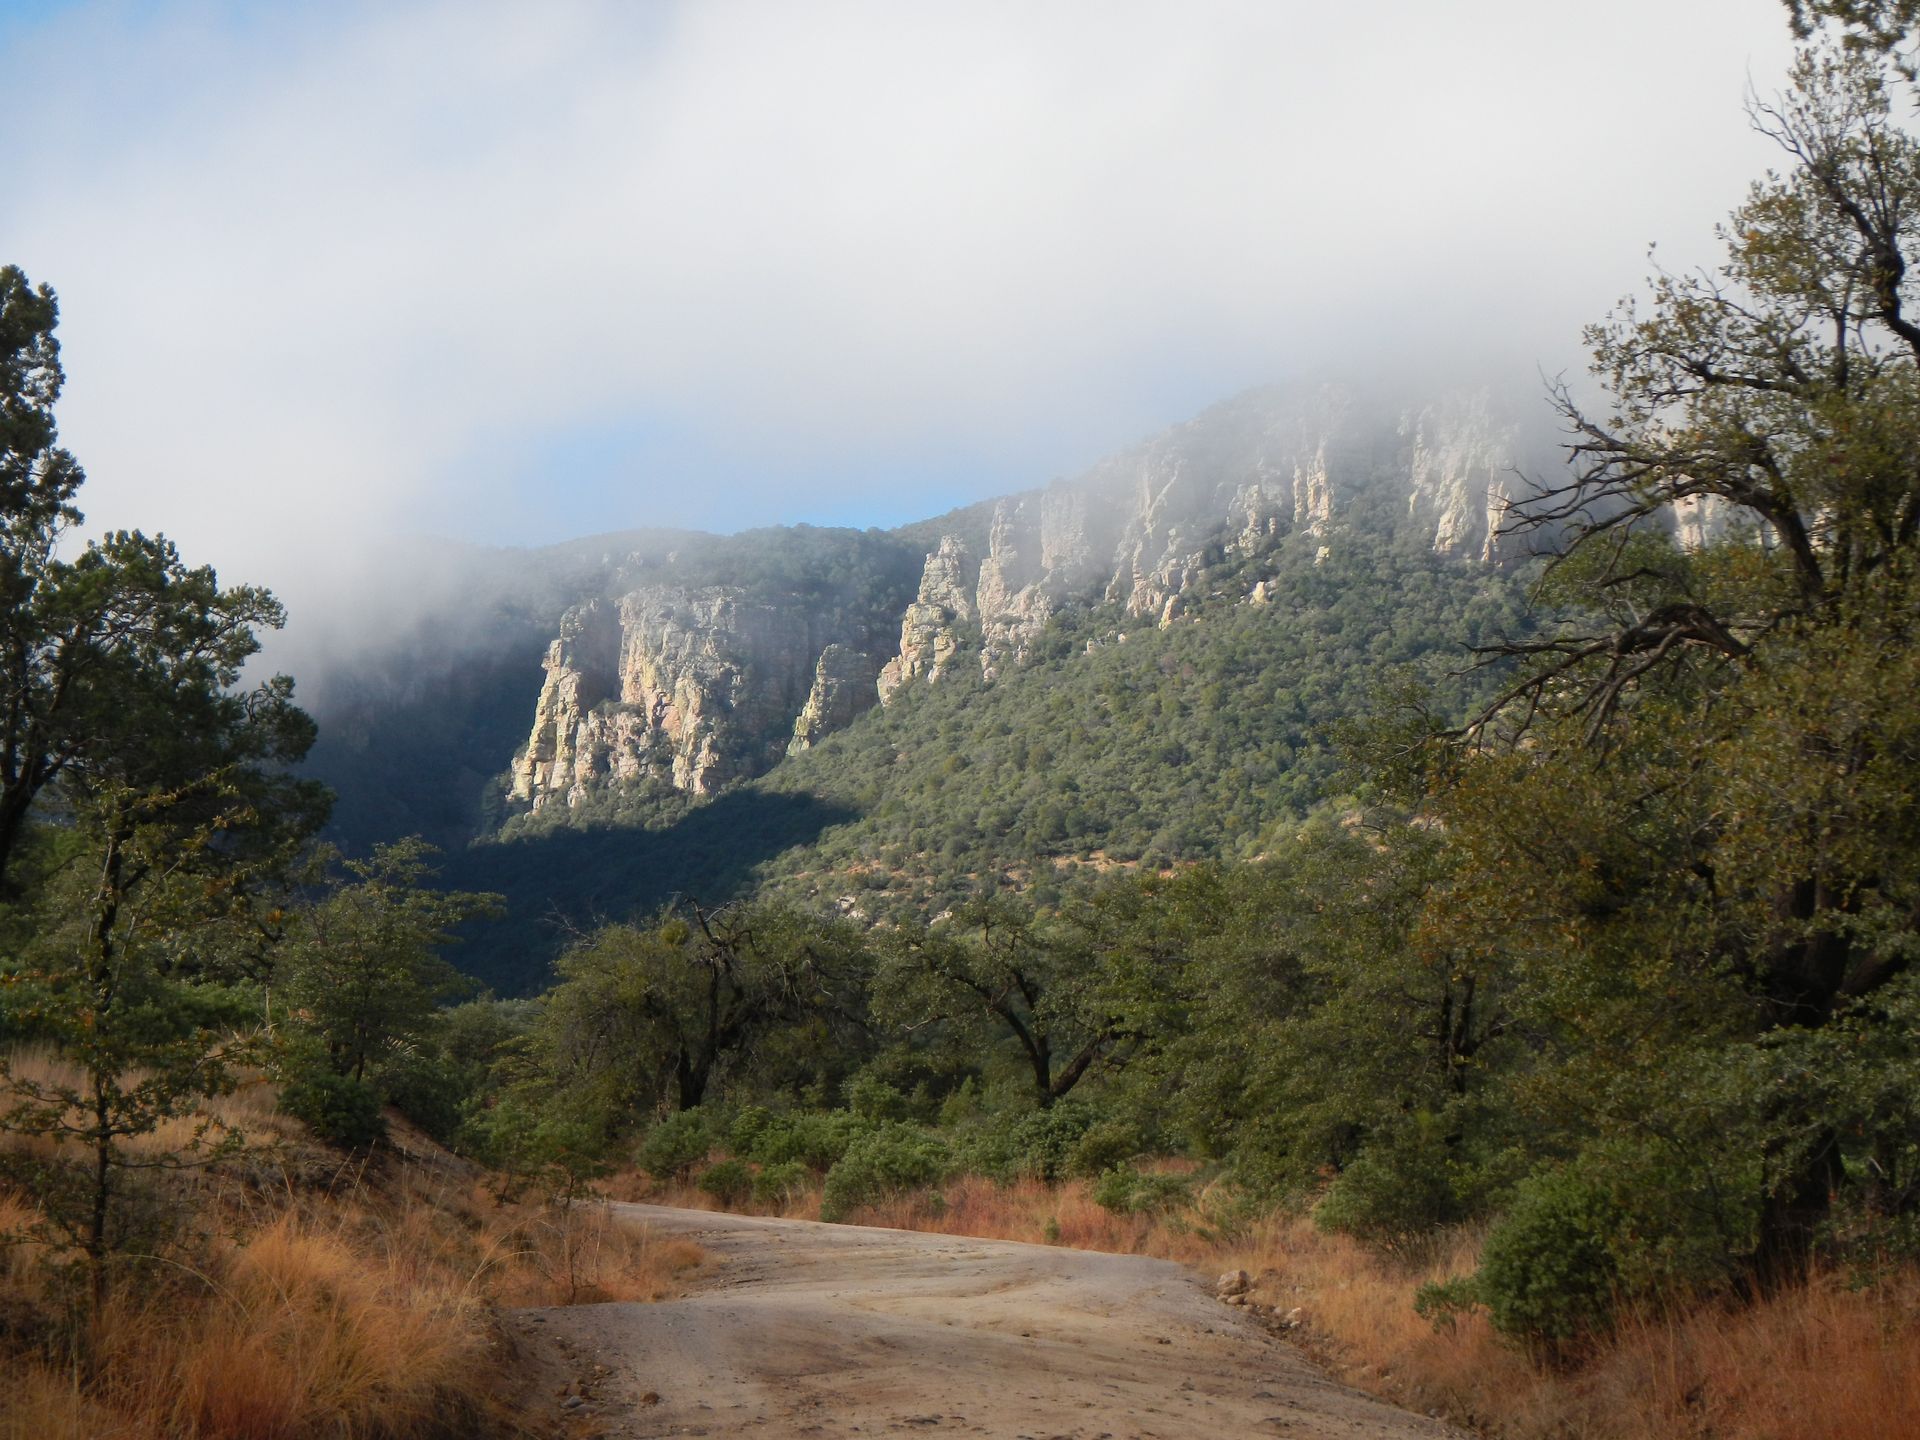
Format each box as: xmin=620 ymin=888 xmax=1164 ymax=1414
xmin=275 ymin=839 xmax=500 ymax=1087
xmin=819 ymin=1122 xmax=949 ymax=1222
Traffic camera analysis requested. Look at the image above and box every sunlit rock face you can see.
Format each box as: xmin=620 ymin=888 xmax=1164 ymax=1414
xmin=510 ymin=584 xmax=888 ymax=811
xmin=513 ymin=383 xmax=1562 ymax=796
xmin=1669 ymin=492 xmax=1731 ymax=551
xmin=869 ymin=385 xmax=1548 ymax=703
xmin=1401 ymin=391 xmax=1524 ymax=564
xmin=1095 ymin=386 xmax=1357 ymax=628
xmin=876 ymin=536 xmax=978 ymax=704
xmin=790 ymin=643 xmax=878 ymax=755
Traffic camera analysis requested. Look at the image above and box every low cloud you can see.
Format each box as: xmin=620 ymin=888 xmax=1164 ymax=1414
xmin=0 ymin=0 xmax=1795 ymax=644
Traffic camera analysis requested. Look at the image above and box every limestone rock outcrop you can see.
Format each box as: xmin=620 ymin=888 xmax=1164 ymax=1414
xmin=1091 ymin=386 xmax=1362 ymax=623
xmin=877 ymin=537 xmax=978 ymax=704
xmin=1669 ymin=493 xmax=1729 ymax=551
xmin=509 ymin=382 xmax=1575 ymax=803
xmin=867 ymin=384 xmax=1552 ymax=706
xmin=975 ymin=491 xmax=1111 ymax=679
xmin=1401 ymin=391 xmax=1522 ymax=564
xmin=511 ymin=600 xmax=622 ymax=810
xmin=511 ymin=583 xmax=894 ymax=812
xmin=790 ymin=643 xmax=878 ymax=754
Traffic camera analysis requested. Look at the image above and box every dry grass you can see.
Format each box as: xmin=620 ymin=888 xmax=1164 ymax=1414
xmin=1597 ymin=1270 xmax=1920 ymax=1440
xmin=851 ymin=1170 xmax=1216 ymax=1255
xmin=484 ymin=1195 xmax=706 ymax=1307
xmin=0 ymin=1044 xmax=299 ymax=1165
xmin=109 ymin=1212 xmax=490 ymax=1440
xmin=1205 ymin=1216 xmax=1920 ymax=1440
xmin=0 ymin=1051 xmax=704 ymax=1440
xmin=621 ymin=1162 xmax=1920 ymax=1440
xmin=0 ymin=1193 xmax=497 ymax=1440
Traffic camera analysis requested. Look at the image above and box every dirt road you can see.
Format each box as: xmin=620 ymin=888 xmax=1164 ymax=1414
xmin=512 ymin=1203 xmax=1462 ymax=1439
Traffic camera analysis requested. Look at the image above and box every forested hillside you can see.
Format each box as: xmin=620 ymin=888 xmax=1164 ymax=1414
xmin=442 ymin=490 xmax=1536 ymax=989
xmin=295 ymin=380 xmax=1552 ymax=989
xmin=10 ymin=6 xmax=1920 ymax=1440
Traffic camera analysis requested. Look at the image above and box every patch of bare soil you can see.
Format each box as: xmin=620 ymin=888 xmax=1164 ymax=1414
xmin=510 ymin=1203 xmax=1465 ymax=1439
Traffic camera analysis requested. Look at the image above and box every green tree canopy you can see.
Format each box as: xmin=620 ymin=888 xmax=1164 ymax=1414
xmin=276 ymin=838 xmax=501 ymax=1086
xmin=1418 ymin=40 xmax=1920 ymax=1289
xmin=0 ymin=266 xmax=324 ymax=894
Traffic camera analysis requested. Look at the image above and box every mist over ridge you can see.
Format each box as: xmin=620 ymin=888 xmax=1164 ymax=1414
xmin=0 ymin=0 xmax=1794 ymax=656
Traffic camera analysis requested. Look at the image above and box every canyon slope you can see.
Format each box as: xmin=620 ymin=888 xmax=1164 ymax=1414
xmin=303 ymin=380 xmax=1590 ymax=990
xmin=498 ymin=383 xmax=1542 ymax=822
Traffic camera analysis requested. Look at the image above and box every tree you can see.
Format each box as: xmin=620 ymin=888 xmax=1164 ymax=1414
xmin=0 ymin=264 xmax=327 ymax=1307
xmin=525 ymin=901 xmax=870 ymax=1119
xmin=873 ymin=899 xmax=1126 ymax=1108
xmin=1430 ymin=38 xmax=1920 ymax=1287
xmin=0 ymin=627 xmax=322 ymax=1307
xmin=0 ymin=267 xmax=323 ymax=896
xmin=1788 ymin=0 xmax=1920 ymax=69
xmin=276 ymin=838 xmax=499 ymax=1088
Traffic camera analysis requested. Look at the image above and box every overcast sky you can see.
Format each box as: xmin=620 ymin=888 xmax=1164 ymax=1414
xmin=0 ymin=0 xmax=1797 ymax=611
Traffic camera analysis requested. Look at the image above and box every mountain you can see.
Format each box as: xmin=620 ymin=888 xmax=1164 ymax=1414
xmin=302 ymin=381 xmax=1561 ymax=991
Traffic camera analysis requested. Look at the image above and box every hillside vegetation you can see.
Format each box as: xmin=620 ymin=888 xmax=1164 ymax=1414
xmin=448 ymin=488 xmax=1537 ymax=987
xmin=5 ymin=11 xmax=1920 ymax=1440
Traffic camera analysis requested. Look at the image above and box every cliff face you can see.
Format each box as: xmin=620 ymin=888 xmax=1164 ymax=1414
xmin=871 ymin=384 xmax=1542 ymax=705
xmin=875 ymin=536 xmax=978 ymax=703
xmin=510 ymin=582 xmax=892 ymax=812
xmin=790 ymin=643 xmax=879 ymax=754
xmin=1402 ymin=391 xmax=1523 ymax=565
xmin=508 ymin=383 xmax=1551 ymax=805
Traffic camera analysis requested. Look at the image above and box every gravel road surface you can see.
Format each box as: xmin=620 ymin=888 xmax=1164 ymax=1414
xmin=511 ymin=1203 xmax=1465 ymax=1440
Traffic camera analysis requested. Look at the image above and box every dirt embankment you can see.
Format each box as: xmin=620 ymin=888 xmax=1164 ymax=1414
xmin=512 ymin=1203 xmax=1465 ymax=1439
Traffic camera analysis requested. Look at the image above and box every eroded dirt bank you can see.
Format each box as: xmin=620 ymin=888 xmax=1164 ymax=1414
xmin=511 ymin=1203 xmax=1463 ymax=1439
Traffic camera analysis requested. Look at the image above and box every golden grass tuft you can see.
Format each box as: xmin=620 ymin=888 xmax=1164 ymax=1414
xmin=0 ymin=1048 xmax=705 ymax=1440
xmin=485 ymin=1197 xmax=706 ymax=1307
xmin=158 ymin=1213 xmax=488 ymax=1440
xmin=0 ymin=1199 xmax=496 ymax=1440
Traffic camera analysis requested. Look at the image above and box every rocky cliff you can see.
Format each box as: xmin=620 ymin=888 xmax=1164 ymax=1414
xmin=506 ymin=383 xmax=1550 ymax=808
xmin=873 ymin=383 xmax=1541 ymax=704
xmin=509 ymin=583 xmax=896 ymax=810
xmin=875 ymin=536 xmax=979 ymax=703
xmin=505 ymin=526 xmax=922 ymax=814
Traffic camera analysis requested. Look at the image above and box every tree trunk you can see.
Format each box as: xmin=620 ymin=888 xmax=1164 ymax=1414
xmin=0 ymin=779 xmax=34 ymax=895
xmin=1754 ymin=1126 xmax=1844 ymax=1288
xmin=88 ymin=1082 xmax=112 ymax=1315
xmin=1027 ymin=1034 xmax=1055 ymax=1108
xmin=676 ymin=1051 xmax=710 ymax=1111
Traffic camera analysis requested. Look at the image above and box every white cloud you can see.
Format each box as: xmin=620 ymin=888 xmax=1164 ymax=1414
xmin=0 ymin=0 xmax=1797 ymax=611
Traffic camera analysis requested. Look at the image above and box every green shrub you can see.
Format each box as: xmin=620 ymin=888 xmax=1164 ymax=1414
xmin=377 ymin=1052 xmax=467 ymax=1142
xmin=820 ymin=1123 xmax=949 ymax=1221
xmin=1008 ymin=1105 xmax=1099 ymax=1181
xmin=279 ymin=1070 xmax=387 ymax=1148
xmin=1412 ymin=1274 xmax=1481 ymax=1332
xmin=953 ymin=1103 xmax=1097 ymax=1183
xmin=737 ymin=1109 xmax=865 ymax=1171
xmin=729 ymin=1104 xmax=775 ymax=1156
xmin=1090 ymin=1164 xmax=1192 ymax=1216
xmin=1313 ymin=1127 xmax=1462 ymax=1256
xmin=637 ymin=1108 xmax=713 ymax=1180
xmin=461 ymin=1086 xmax=611 ymax=1200
xmin=1068 ymin=1118 xmax=1145 ymax=1178
xmin=697 ymin=1158 xmax=754 ymax=1206
xmin=752 ymin=1159 xmax=811 ymax=1207
xmin=1474 ymin=1168 xmax=1623 ymax=1353
xmin=845 ymin=1072 xmax=911 ymax=1122
xmin=936 ymin=1077 xmax=983 ymax=1128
